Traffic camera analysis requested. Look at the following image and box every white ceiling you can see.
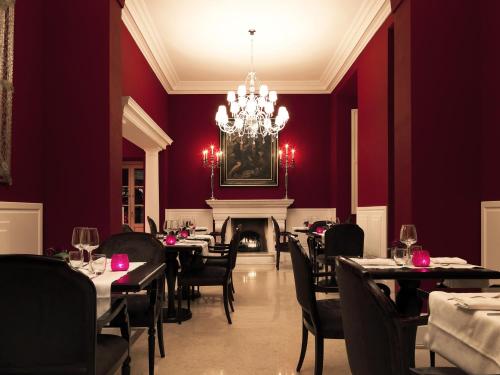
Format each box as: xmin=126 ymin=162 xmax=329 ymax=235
xmin=123 ymin=0 xmax=391 ymax=94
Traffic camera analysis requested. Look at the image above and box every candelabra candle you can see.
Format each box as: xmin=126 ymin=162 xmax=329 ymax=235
xmin=201 ymin=146 xmax=222 ymax=200
xmin=278 ymin=144 xmax=296 ymax=199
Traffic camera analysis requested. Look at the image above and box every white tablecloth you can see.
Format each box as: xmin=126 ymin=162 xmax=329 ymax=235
xmin=426 ymin=291 xmax=500 ymax=374
xmin=351 ymin=257 xmax=480 ymax=269
xmin=187 ymin=234 xmax=215 ymax=247
xmin=174 ymin=239 xmax=209 ymax=256
xmin=81 ymin=261 xmax=145 ymax=317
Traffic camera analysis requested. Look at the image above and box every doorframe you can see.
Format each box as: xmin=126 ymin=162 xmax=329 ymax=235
xmin=122 ymin=96 xmax=173 ymax=231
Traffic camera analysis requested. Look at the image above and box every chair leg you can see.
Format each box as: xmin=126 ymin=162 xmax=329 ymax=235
xmin=187 ymin=287 xmax=191 ymax=311
xmin=223 ymin=284 xmax=232 ymax=324
xmin=430 ymin=350 xmax=436 ymax=367
xmin=148 ymin=326 xmax=156 ymax=375
xmin=228 ymin=290 xmax=235 ymax=312
xmin=157 ymin=316 xmax=165 ymax=358
xmin=314 ymin=335 xmax=324 ymax=375
xmin=276 ymin=249 xmax=281 ymax=270
xmin=177 ymin=285 xmax=183 ymax=324
xmin=231 ymin=278 xmax=236 ymax=294
xmin=296 ymin=322 xmax=308 ymax=372
xmin=121 ymin=356 xmax=131 ymax=375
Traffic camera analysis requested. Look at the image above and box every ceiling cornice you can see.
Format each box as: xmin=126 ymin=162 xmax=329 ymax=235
xmin=122 ymin=0 xmax=391 ymax=95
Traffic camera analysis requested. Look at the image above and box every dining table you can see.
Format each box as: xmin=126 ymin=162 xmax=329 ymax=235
xmin=162 ymin=240 xmax=210 ymax=323
xmin=94 ymin=261 xmax=166 ymax=329
xmin=425 ymin=291 xmax=500 ymax=374
xmin=357 ymin=258 xmax=500 ymax=367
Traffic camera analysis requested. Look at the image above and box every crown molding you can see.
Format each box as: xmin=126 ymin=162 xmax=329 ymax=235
xmin=321 ymin=0 xmax=391 ymax=92
xmin=123 ymin=0 xmax=391 ymax=95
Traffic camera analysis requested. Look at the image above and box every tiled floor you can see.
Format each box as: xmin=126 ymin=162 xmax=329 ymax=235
xmin=118 ymin=261 xmax=449 ymax=374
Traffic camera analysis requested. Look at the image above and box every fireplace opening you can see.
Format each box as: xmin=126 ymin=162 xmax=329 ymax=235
xmin=232 ymin=218 xmax=268 ymax=252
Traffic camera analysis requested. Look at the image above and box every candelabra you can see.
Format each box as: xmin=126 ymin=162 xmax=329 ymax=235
xmin=278 ymin=144 xmax=296 ymax=199
xmin=202 ymin=145 xmax=222 ymax=200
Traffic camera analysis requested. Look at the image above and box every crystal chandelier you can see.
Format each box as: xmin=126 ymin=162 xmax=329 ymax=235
xmin=215 ymin=29 xmax=289 ymax=141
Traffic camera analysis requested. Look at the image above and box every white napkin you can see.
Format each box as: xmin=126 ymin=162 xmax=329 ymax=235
xmin=351 ymin=258 xmax=397 ymax=266
xmin=451 ymin=294 xmax=500 ymax=311
xmin=187 ymin=234 xmax=215 ymax=247
xmin=431 ymin=257 xmax=468 ymax=265
xmin=176 ymin=239 xmax=209 ymax=256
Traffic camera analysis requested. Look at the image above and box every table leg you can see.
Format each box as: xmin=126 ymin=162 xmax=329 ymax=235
xmin=162 ymin=251 xmax=192 ymax=323
xmin=395 ymin=280 xmax=423 ymax=368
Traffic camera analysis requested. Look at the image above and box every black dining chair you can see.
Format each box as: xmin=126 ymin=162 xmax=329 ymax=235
xmin=0 ymin=254 xmax=131 ymax=375
xmin=335 ymin=257 xmax=466 ymax=375
xmin=98 ymin=232 xmax=165 ymax=375
xmin=177 ymin=227 xmax=242 ymax=324
xmin=272 ymin=216 xmax=294 ymax=270
xmin=209 ymin=216 xmax=230 ymax=245
xmin=147 ymin=216 xmax=160 ymax=236
xmin=316 ymin=224 xmax=364 ymax=285
xmin=289 ymin=237 xmax=344 ymax=375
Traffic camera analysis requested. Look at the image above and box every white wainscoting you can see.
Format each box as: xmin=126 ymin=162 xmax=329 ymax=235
xmin=0 ymin=202 xmax=43 ymax=255
xmin=482 ymin=201 xmax=500 ymax=271
xmin=356 ymin=206 xmax=387 ymax=258
xmin=164 ymin=209 xmax=213 ymax=232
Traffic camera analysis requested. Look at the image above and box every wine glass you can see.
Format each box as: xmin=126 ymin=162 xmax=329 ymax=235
xmin=82 ymin=228 xmax=100 ymax=273
xmin=71 ymin=227 xmax=86 ymax=255
xmin=400 ymin=224 xmax=417 ymax=254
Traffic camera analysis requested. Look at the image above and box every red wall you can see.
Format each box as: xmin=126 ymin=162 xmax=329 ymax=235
xmin=42 ymin=0 xmax=123 ymax=248
xmin=0 ymin=0 xmax=44 ymax=203
xmin=167 ymin=94 xmax=331 ymax=208
xmin=480 ymin=0 xmax=500 ymax=201
xmin=330 ymin=17 xmax=392 ymax=220
xmin=121 ymin=23 xmax=169 ymax=224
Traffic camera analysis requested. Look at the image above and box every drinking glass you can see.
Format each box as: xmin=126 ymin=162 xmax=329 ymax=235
xmin=71 ymin=227 xmax=86 ymax=254
xmin=91 ymin=254 xmax=107 ymax=275
xmin=68 ymin=250 xmax=83 ymax=269
xmin=82 ymin=228 xmax=100 ymax=270
xmin=391 ymin=247 xmax=409 ymax=266
xmin=400 ymin=224 xmax=417 ymax=253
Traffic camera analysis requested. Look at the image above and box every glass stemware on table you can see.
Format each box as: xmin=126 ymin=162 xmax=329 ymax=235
xmin=400 ymin=224 xmax=418 ymax=265
xmin=72 ymin=227 xmax=100 ymax=274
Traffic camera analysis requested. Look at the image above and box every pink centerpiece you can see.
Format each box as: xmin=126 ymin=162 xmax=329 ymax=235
xmin=111 ymin=254 xmax=129 ymax=271
xmin=412 ymin=250 xmax=431 ymax=267
xmin=180 ymin=229 xmax=189 ymax=239
xmin=316 ymin=226 xmax=325 ymax=234
xmin=165 ymin=234 xmax=177 ymax=245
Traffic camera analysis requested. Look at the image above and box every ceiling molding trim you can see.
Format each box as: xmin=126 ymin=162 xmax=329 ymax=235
xmin=122 ymin=1 xmax=177 ymax=93
xmin=123 ymin=0 xmax=391 ymax=95
xmin=169 ymin=80 xmax=330 ymax=95
xmin=322 ymin=0 xmax=391 ymax=93
xmin=122 ymin=96 xmax=173 ymax=150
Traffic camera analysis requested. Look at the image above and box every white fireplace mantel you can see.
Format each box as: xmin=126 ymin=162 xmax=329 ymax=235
xmin=206 ymin=199 xmax=294 ymax=253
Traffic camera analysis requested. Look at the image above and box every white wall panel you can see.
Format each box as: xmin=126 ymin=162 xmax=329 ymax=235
xmin=0 ymin=202 xmax=43 ymax=255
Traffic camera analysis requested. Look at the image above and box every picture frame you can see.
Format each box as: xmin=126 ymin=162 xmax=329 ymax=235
xmin=220 ymin=132 xmax=278 ymax=186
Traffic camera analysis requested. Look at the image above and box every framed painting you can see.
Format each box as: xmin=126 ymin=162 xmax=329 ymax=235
xmin=220 ymin=132 xmax=278 ymax=186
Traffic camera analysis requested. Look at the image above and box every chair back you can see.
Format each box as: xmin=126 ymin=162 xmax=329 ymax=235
xmin=335 ymin=257 xmax=405 ymax=375
xmin=289 ymin=237 xmax=320 ymax=331
xmin=228 ymin=225 xmax=242 ymax=271
xmin=308 ymin=220 xmax=328 ymax=234
xmin=220 ymin=216 xmax=230 ymax=243
xmin=0 ymin=255 xmax=97 ymax=374
xmin=98 ymin=232 xmax=164 ymax=264
xmin=122 ymin=224 xmax=134 ymax=233
xmin=324 ymin=224 xmax=364 ymax=259
xmin=271 ymin=216 xmax=281 ymax=246
xmin=147 ymin=216 xmax=158 ymax=235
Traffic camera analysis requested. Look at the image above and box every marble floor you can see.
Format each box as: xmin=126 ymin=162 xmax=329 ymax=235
xmin=118 ymin=260 xmax=449 ymax=374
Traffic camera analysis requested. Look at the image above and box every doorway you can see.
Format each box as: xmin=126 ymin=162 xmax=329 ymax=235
xmin=122 ymin=161 xmax=145 ymax=232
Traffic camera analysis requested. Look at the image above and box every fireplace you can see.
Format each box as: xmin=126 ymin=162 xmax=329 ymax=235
xmin=232 ymin=218 xmax=268 ymax=252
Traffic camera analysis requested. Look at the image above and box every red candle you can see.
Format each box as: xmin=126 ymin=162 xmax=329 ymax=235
xmin=111 ymin=254 xmax=129 ymax=271
xmin=165 ymin=234 xmax=177 ymax=245
xmin=412 ymin=250 xmax=430 ymax=267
